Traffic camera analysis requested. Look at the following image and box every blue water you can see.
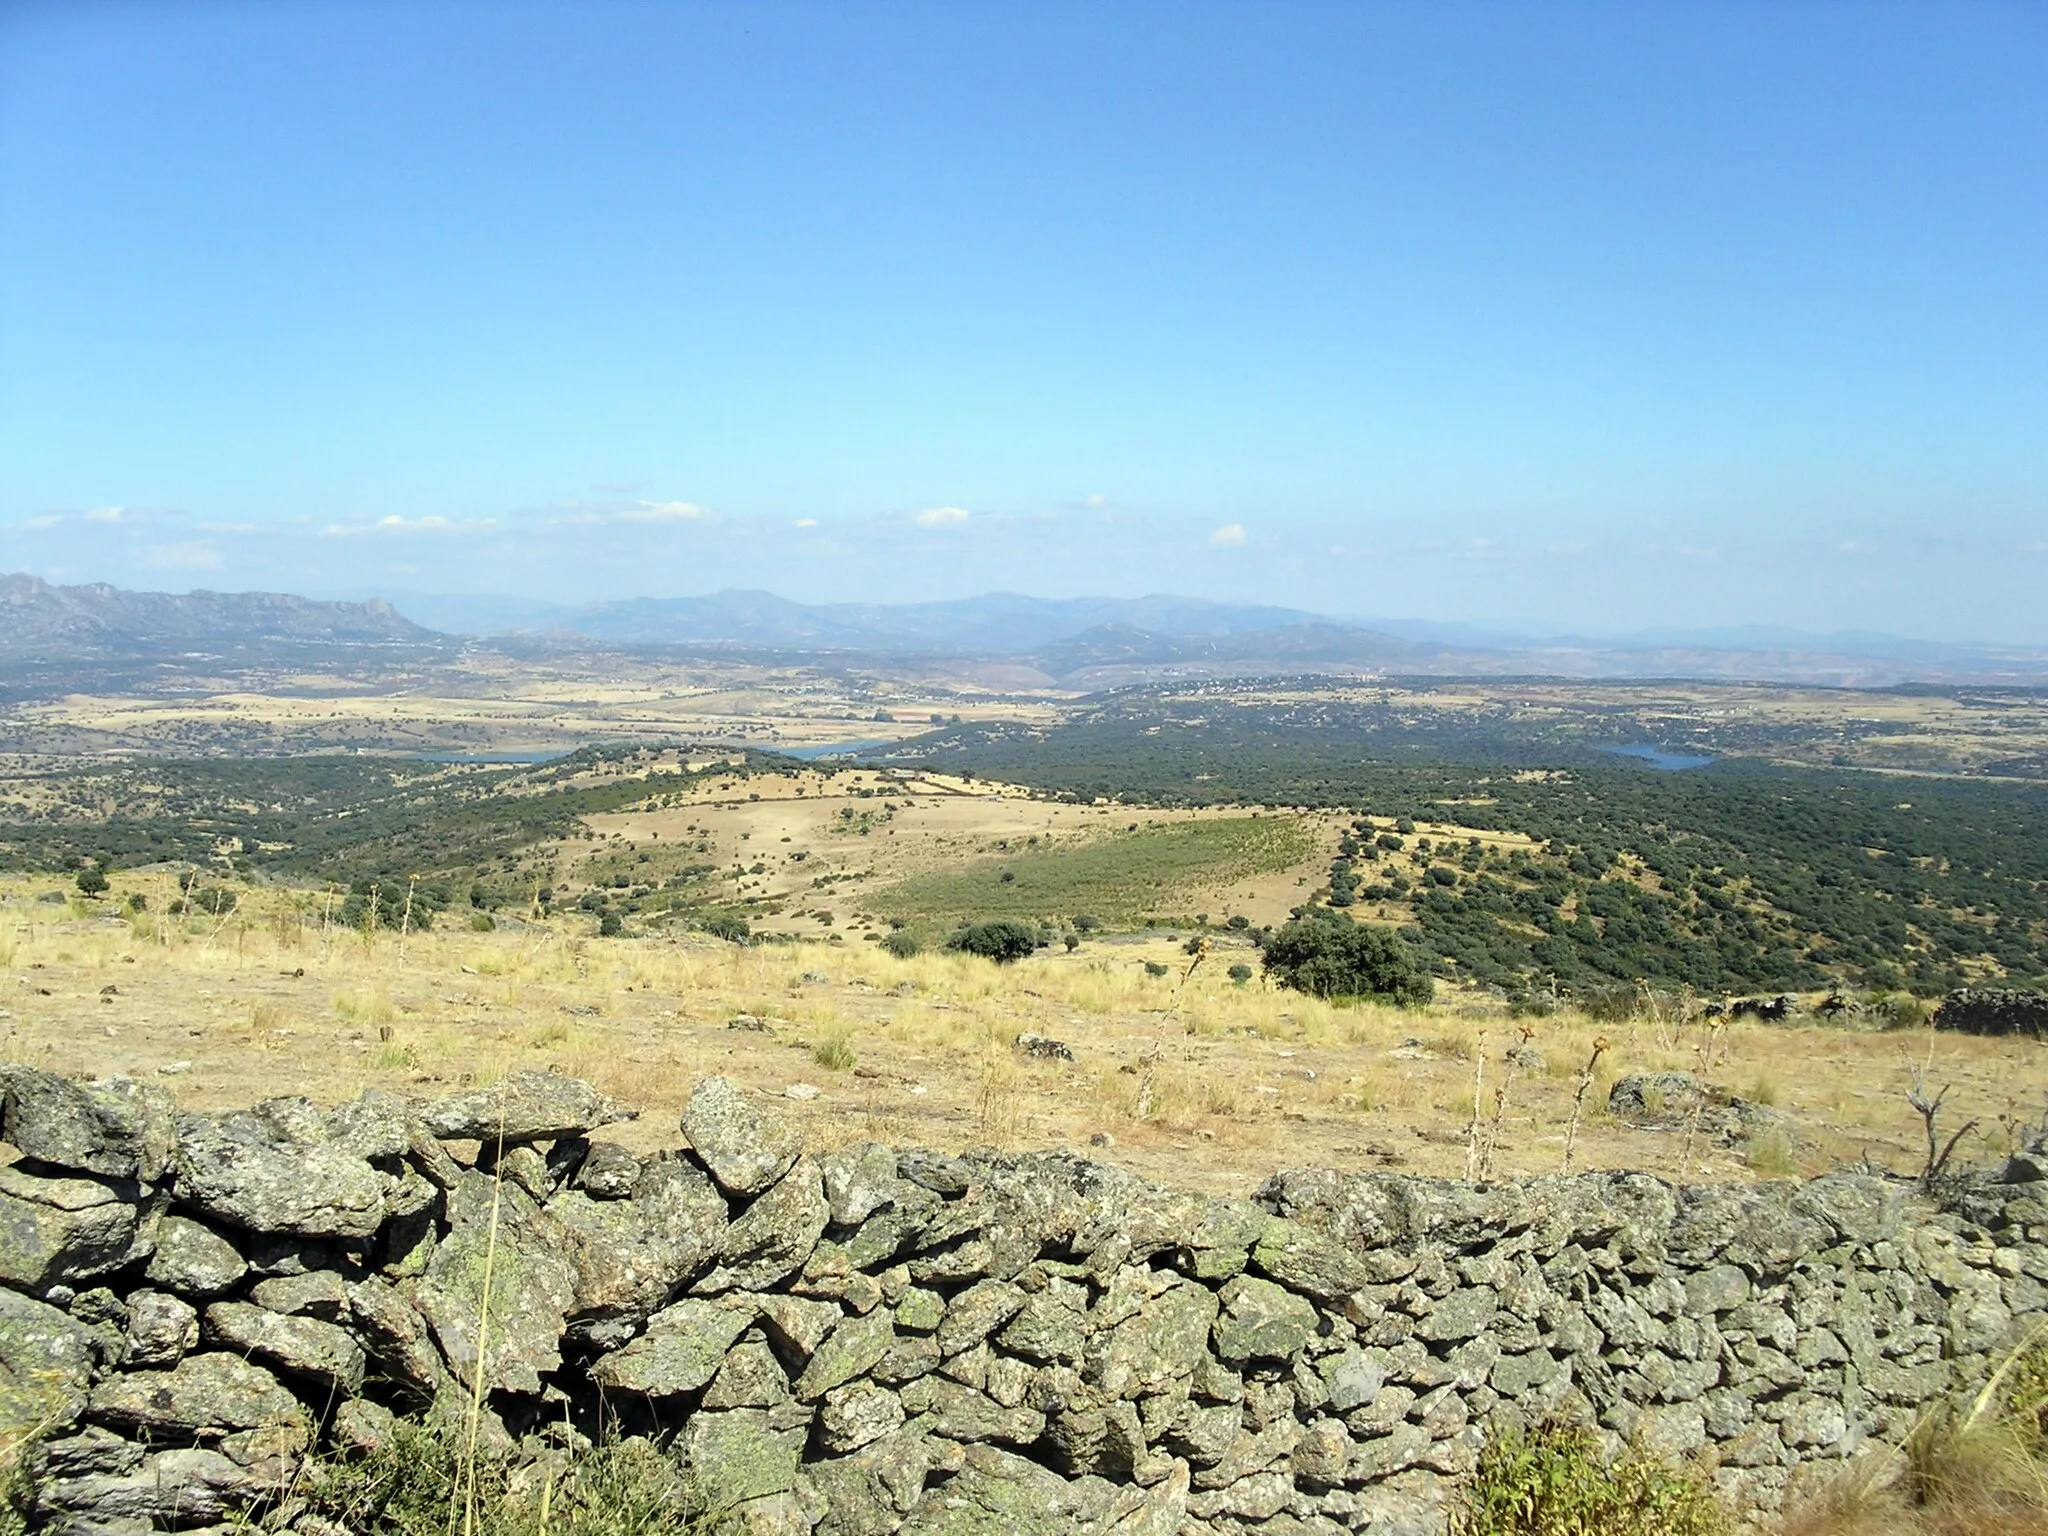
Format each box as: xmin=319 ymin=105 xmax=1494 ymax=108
xmin=415 ymin=751 xmax=565 ymax=764
xmin=776 ymin=738 xmax=898 ymax=760
xmin=1598 ymin=744 xmax=1716 ymax=771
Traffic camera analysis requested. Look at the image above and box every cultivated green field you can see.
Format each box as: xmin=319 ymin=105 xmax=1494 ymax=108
xmin=873 ymin=814 xmax=1313 ymax=934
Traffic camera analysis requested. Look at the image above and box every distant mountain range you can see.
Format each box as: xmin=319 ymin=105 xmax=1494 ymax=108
xmin=381 ymin=586 xmax=2048 ymax=686
xmin=7 ymin=573 xmax=2048 ymax=687
xmin=385 ymin=589 xmax=1322 ymax=653
xmin=0 ymin=573 xmax=437 ymax=659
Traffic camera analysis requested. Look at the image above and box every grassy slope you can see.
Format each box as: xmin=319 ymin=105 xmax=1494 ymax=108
xmin=872 ymin=815 xmax=1313 ymax=933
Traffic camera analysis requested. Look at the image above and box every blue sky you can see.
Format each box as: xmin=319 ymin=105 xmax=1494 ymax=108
xmin=2 ymin=1 xmax=2044 ymax=639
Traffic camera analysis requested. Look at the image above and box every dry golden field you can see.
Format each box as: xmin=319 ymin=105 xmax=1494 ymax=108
xmin=4 ymin=876 xmax=2043 ymax=1199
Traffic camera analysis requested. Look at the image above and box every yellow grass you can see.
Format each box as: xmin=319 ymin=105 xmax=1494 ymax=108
xmin=4 ymin=876 xmax=2042 ymax=1196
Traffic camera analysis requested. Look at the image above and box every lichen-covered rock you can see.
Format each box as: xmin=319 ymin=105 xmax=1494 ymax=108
xmin=898 ymin=1375 xmax=1046 ymax=1445
xmin=936 ymin=1280 xmax=1028 ymax=1358
xmin=571 ymin=1139 xmax=643 ymax=1199
xmin=1417 ymin=1287 xmax=1499 ymax=1343
xmin=696 ymin=1157 xmax=829 ymax=1294
xmin=323 ymin=1088 xmax=414 ymax=1162
xmin=0 ymin=1164 xmax=142 ymax=1289
xmin=589 ymin=1299 xmax=753 ymax=1395
xmin=416 ymin=1070 xmax=636 ymax=1143
xmin=122 ymin=1290 xmax=199 ymax=1369
xmin=174 ymin=1111 xmax=388 ymax=1239
xmin=1250 ymin=1217 xmax=1372 ymax=1302
xmin=820 ymin=1142 xmax=903 ymax=1226
xmin=684 ymin=1077 xmax=803 ymax=1197
xmin=347 ymin=1277 xmax=447 ymax=1404
xmin=895 ymin=1443 xmax=1080 ymax=1535
xmin=703 ymin=1340 xmax=793 ymax=1410
xmin=818 ymin=1380 xmax=905 ymax=1453
xmin=32 ymin=1445 xmax=283 ymax=1529
xmin=795 ymin=1310 xmax=897 ymax=1401
xmin=144 ymin=1214 xmax=248 ymax=1297
xmin=1212 ymin=1275 xmax=1317 ymax=1364
xmin=1090 ymin=1278 xmax=1218 ymax=1398
xmin=250 ymin=1269 xmax=349 ymax=1320
xmin=205 ymin=1301 xmax=367 ymax=1398
xmin=683 ymin=1408 xmax=805 ymax=1510
xmin=0 ymin=1068 xmax=177 ymax=1182
xmin=87 ymin=1352 xmax=307 ymax=1438
xmin=414 ymin=1173 xmax=578 ymax=1395
xmin=549 ymin=1155 xmax=729 ymax=1343
xmin=0 ymin=1286 xmax=97 ymax=1442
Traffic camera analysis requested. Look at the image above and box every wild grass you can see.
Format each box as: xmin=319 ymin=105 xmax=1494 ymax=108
xmin=280 ymin=1424 xmax=705 ymax=1536
xmin=1449 ymin=1419 xmax=1729 ymax=1536
xmin=1783 ymin=1327 xmax=2048 ymax=1536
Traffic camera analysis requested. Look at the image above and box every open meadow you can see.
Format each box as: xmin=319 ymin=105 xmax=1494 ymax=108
xmin=4 ymin=874 xmax=2042 ymax=1200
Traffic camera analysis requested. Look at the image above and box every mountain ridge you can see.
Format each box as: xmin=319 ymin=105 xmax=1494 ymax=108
xmin=0 ymin=572 xmax=439 ymax=658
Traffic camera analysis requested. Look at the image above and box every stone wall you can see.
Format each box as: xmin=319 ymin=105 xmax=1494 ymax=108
xmin=4 ymin=1066 xmax=2046 ymax=1536
xmin=1933 ymin=987 xmax=2048 ymax=1037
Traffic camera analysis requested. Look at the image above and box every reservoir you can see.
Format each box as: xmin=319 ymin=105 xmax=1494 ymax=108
xmin=1598 ymin=744 xmax=1716 ymax=771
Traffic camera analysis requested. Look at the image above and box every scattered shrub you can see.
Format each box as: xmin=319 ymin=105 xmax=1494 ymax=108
xmin=1228 ymin=962 xmax=1253 ymax=985
xmin=945 ymin=920 xmax=1038 ymax=964
xmin=700 ymin=913 xmax=750 ymax=945
xmin=1143 ymin=960 xmax=1170 ymax=978
xmin=598 ymin=911 xmax=624 ymax=938
xmin=73 ymin=866 xmax=108 ymax=897
xmin=813 ymin=1032 xmax=857 ymax=1072
xmin=882 ymin=930 xmax=922 ymax=959
xmin=1260 ymin=910 xmax=1433 ymax=1006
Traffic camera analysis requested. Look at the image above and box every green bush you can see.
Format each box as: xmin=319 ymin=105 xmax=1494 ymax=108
xmin=945 ymin=920 xmax=1038 ymax=964
xmin=1228 ymin=962 xmax=1253 ymax=985
xmin=1451 ymin=1420 xmax=1728 ymax=1536
xmin=74 ymin=866 xmax=108 ymax=897
xmin=598 ymin=911 xmax=624 ymax=938
xmin=700 ymin=913 xmax=750 ymax=945
xmin=814 ymin=1032 xmax=857 ymax=1071
xmin=882 ymin=930 xmax=921 ymax=959
xmin=1143 ymin=960 xmax=1170 ymax=978
xmin=1260 ymin=910 xmax=1433 ymax=1005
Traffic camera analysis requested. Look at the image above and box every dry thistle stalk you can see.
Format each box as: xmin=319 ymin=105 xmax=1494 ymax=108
xmin=1679 ymin=1014 xmax=1730 ymax=1175
xmin=1464 ymin=1030 xmax=1489 ymax=1180
xmin=1561 ymin=1035 xmax=1610 ymax=1174
xmin=1479 ymin=1023 xmax=1537 ymax=1180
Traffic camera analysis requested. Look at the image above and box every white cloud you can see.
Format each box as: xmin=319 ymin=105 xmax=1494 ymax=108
xmin=914 ymin=506 xmax=972 ymax=528
xmin=84 ymin=506 xmax=128 ymax=524
xmin=1208 ymin=523 xmax=1247 ymax=548
xmin=141 ymin=541 xmax=221 ymax=571
xmin=1085 ymin=493 xmax=1108 ymax=509
xmin=793 ymin=517 xmax=819 ymax=528
xmin=561 ymin=500 xmax=716 ymax=527
xmin=319 ymin=515 xmax=498 ymax=538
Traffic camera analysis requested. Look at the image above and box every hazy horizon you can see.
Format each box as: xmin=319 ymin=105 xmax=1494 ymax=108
xmin=4 ymin=3 xmax=2044 ymax=642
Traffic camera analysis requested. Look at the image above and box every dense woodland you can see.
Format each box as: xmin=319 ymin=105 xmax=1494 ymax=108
xmin=882 ymin=693 xmax=2048 ymax=997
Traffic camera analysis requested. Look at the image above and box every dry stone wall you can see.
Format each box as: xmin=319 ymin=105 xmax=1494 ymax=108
xmin=4 ymin=1065 xmax=2047 ymax=1536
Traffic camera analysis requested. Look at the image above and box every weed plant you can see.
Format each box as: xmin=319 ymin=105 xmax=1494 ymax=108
xmin=1450 ymin=1420 xmax=1728 ymax=1536
xmin=279 ymin=1425 xmax=704 ymax=1536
